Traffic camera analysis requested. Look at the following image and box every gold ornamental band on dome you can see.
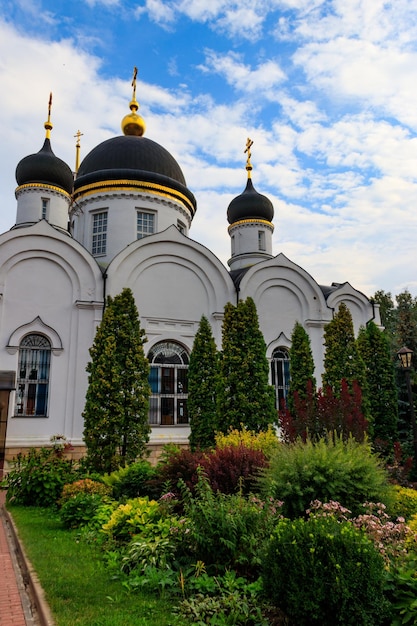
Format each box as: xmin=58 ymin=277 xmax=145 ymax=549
xmin=73 ymin=179 xmax=196 ymax=215
xmin=15 ymin=182 xmax=71 ymax=198
xmin=228 ymin=218 xmax=274 ymax=232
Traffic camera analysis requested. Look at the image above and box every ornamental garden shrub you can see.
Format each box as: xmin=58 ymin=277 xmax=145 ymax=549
xmin=214 ymin=425 xmax=279 ymax=458
xmin=154 ymin=444 xmax=267 ymax=499
xmin=201 ymin=445 xmax=268 ymax=495
xmin=101 ymin=460 xmax=159 ymax=500
xmin=261 ymin=515 xmax=391 ymax=626
xmin=180 ymin=471 xmax=283 ymax=578
xmin=60 ymin=478 xmax=111 ymax=503
xmin=258 ymin=433 xmax=394 ymax=518
xmin=60 ymin=493 xmax=108 ymax=529
xmin=153 ymin=447 xmax=206 ymax=496
xmin=102 ymin=497 xmax=161 ymax=545
xmin=5 ymin=448 xmax=80 ymax=507
xmin=391 ymin=485 xmax=417 ymax=521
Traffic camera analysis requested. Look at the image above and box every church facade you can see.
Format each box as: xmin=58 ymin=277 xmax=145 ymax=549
xmin=0 ymin=81 xmax=379 ymax=466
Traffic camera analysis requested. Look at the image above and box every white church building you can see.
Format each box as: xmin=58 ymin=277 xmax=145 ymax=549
xmin=0 ymin=80 xmax=380 ymax=467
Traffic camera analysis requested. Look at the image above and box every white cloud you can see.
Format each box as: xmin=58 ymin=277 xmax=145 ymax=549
xmin=198 ymin=50 xmax=286 ymax=96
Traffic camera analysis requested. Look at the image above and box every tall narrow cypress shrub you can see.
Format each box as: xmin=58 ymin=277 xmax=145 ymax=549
xmin=288 ymin=321 xmax=316 ymax=414
xmin=188 ymin=315 xmax=218 ymax=451
xmin=83 ymin=288 xmax=150 ymax=473
xmin=217 ymin=297 xmax=276 ymax=433
xmin=357 ymin=321 xmax=398 ymax=452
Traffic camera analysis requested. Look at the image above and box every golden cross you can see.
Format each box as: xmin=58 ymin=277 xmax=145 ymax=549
xmin=132 ymin=66 xmax=138 ymax=99
xmin=74 ymin=129 xmax=84 ymax=147
xmin=48 ymin=92 xmax=52 ymax=118
xmin=244 ymin=137 xmax=253 ymax=160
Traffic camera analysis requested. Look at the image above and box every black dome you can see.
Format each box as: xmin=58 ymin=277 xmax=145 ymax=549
xmin=227 ymin=178 xmax=274 ymax=224
xmin=76 ymin=135 xmax=186 ymax=185
xmin=15 ymin=138 xmax=73 ymax=195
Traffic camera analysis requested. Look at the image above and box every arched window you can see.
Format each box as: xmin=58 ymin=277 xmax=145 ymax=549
xmin=271 ymin=347 xmax=290 ymax=410
xmin=15 ymin=334 xmax=51 ymax=417
xmin=148 ymin=341 xmax=189 ymax=426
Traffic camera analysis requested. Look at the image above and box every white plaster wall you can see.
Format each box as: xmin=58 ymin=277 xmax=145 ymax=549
xmin=0 ymin=221 xmax=103 ymax=448
xmin=106 ymin=226 xmax=236 ymax=349
xmin=72 ymin=191 xmax=193 ymax=265
xmin=15 ymin=186 xmax=71 ymax=232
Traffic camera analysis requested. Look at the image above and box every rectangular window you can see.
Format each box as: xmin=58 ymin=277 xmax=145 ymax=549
xmin=137 ymin=211 xmax=155 ymax=239
xmin=92 ymin=211 xmax=108 ymax=255
xmin=41 ymin=198 xmax=49 ymax=220
xmin=177 ymin=220 xmax=186 ymax=234
xmin=231 ymin=235 xmax=235 ymax=256
xmin=258 ymin=230 xmax=266 ymax=251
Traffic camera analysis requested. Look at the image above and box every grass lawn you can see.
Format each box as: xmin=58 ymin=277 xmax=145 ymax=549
xmin=8 ymin=505 xmax=179 ymax=626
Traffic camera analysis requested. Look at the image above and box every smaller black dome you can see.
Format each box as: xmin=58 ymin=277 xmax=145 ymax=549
xmin=16 ymin=139 xmax=73 ymax=195
xmin=227 ymin=178 xmax=274 ymax=225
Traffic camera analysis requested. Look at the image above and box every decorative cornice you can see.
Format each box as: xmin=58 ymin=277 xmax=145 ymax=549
xmin=73 ymin=179 xmax=196 ymax=215
xmin=15 ymin=183 xmax=71 ymax=200
xmin=228 ymin=218 xmax=274 ymax=232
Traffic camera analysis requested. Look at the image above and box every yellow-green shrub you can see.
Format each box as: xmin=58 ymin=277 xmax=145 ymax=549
xmin=215 ymin=425 xmax=279 ymax=458
xmin=102 ymin=497 xmax=160 ymax=544
xmin=391 ymin=485 xmax=417 ymax=521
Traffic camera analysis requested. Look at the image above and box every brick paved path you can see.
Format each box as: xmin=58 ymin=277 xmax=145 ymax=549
xmin=0 ymin=490 xmax=27 ymax=626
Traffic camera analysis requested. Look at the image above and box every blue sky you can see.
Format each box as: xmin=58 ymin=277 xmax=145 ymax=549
xmin=1 ymin=0 xmax=417 ymax=298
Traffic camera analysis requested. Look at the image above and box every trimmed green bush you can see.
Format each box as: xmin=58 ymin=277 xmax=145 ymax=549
xmin=258 ymin=434 xmax=394 ymax=518
xmin=102 ymin=460 xmax=159 ymax=500
xmin=262 ymin=515 xmax=390 ymax=625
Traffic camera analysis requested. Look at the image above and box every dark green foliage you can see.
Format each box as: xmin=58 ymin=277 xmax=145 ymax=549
xmin=385 ymin=557 xmax=417 ymax=626
xmin=59 ymin=493 xmax=106 ymax=528
xmin=188 ymin=315 xmax=219 ymax=451
xmin=357 ymin=321 xmax=399 ymax=451
xmin=180 ymin=471 xmax=282 ymax=578
xmin=288 ymin=321 xmax=316 ymax=415
xmin=83 ymin=288 xmax=151 ymax=474
xmin=258 ymin=435 xmax=394 ymax=518
xmin=217 ymin=297 xmax=276 ymax=433
xmin=323 ymin=302 xmax=370 ymax=419
xmin=395 ymin=291 xmax=417 ymax=356
xmin=5 ymin=448 xmax=80 ymax=507
xmin=103 ymin=460 xmax=159 ymax=500
xmin=176 ymin=573 xmax=268 ymax=625
xmin=262 ymin=515 xmax=390 ymax=625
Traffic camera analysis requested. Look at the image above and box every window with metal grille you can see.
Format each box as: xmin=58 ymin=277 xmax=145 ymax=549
xmin=15 ymin=334 xmax=51 ymax=417
xmin=148 ymin=341 xmax=189 ymax=425
xmin=271 ymin=347 xmax=290 ymax=410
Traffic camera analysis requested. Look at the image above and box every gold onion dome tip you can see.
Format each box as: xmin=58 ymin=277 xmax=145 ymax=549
xmin=121 ymin=66 xmax=146 ymax=136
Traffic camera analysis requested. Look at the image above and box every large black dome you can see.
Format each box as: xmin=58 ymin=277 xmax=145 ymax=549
xmin=227 ymin=178 xmax=274 ymax=225
xmin=15 ymin=138 xmax=73 ymax=195
xmin=76 ymin=135 xmax=186 ymax=185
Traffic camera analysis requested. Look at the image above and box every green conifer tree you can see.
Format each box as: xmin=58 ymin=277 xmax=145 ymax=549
xmin=188 ymin=315 xmax=219 ymax=451
xmin=357 ymin=321 xmax=398 ymax=452
xmin=288 ymin=321 xmax=316 ymax=414
xmin=323 ymin=302 xmax=370 ymax=420
xmin=83 ymin=288 xmax=150 ymax=473
xmin=217 ymin=297 xmax=276 ymax=433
